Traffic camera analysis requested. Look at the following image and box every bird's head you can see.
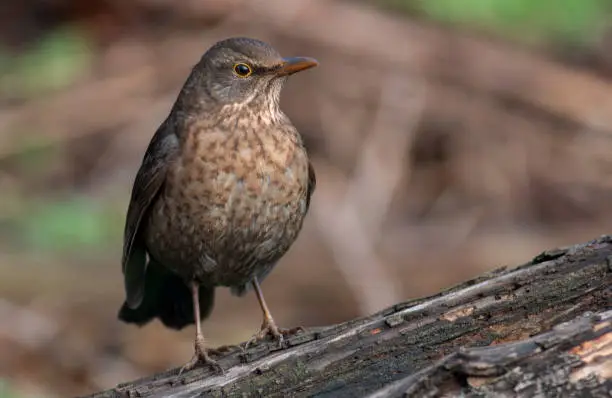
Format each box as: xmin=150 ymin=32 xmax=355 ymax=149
xmin=180 ymin=37 xmax=318 ymax=116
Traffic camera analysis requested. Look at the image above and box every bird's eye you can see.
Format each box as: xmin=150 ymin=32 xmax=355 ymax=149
xmin=233 ymin=63 xmax=253 ymax=77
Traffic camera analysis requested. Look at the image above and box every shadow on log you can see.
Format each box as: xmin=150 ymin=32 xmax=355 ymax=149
xmin=86 ymin=236 xmax=611 ymax=397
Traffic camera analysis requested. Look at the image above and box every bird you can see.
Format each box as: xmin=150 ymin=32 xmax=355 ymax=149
xmin=116 ymin=37 xmax=318 ymax=373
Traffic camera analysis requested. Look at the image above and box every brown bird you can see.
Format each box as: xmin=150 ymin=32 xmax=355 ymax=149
xmin=117 ymin=37 xmax=318 ymax=373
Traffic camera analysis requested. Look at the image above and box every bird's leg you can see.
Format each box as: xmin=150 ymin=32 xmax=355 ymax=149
xmin=178 ymin=281 xmax=224 ymax=375
xmin=243 ymin=277 xmax=303 ymax=351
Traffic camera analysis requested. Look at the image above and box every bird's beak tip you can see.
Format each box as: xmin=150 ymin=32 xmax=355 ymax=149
xmin=277 ymin=57 xmax=319 ymax=76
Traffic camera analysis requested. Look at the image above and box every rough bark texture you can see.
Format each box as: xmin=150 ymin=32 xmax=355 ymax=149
xmin=85 ymin=235 xmax=612 ymax=398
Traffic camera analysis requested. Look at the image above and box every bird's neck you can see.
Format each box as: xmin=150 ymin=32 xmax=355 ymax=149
xmin=173 ymin=97 xmax=285 ymax=130
xmin=219 ymin=100 xmax=284 ymax=125
xmin=175 ymin=101 xmax=302 ymax=151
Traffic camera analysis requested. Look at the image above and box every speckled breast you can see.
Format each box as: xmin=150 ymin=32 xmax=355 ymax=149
xmin=144 ymin=124 xmax=310 ymax=287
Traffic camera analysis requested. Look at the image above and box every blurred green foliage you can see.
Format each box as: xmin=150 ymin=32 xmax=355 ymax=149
xmin=19 ymin=197 xmax=123 ymax=251
xmin=0 ymin=137 xmax=123 ymax=253
xmin=0 ymin=22 xmax=118 ymax=254
xmin=0 ymin=379 xmax=45 ymax=398
xmin=9 ymin=134 xmax=60 ymax=176
xmin=3 ymin=195 xmax=124 ymax=253
xmin=0 ymin=26 xmax=93 ymax=99
xmin=388 ymin=0 xmax=611 ymax=44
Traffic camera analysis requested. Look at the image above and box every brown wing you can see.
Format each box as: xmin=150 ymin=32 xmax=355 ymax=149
xmin=305 ymin=160 xmax=316 ymax=213
xmin=122 ymin=119 xmax=179 ymax=308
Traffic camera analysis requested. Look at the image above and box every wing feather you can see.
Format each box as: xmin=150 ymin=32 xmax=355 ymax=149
xmin=305 ymin=160 xmax=316 ymax=213
xmin=122 ymin=119 xmax=179 ymax=308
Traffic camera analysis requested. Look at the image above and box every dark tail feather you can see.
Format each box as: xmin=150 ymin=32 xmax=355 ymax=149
xmin=118 ymin=260 xmax=215 ymax=330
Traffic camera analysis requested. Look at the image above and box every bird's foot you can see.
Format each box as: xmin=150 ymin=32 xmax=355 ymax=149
xmin=178 ymin=335 xmax=224 ymax=376
xmin=243 ymin=320 xmax=304 ymax=351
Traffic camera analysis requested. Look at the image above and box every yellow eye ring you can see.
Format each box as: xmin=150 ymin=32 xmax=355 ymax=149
xmin=233 ymin=63 xmax=253 ymax=77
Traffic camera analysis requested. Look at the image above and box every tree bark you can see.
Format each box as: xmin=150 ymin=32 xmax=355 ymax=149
xmin=84 ymin=235 xmax=612 ymax=398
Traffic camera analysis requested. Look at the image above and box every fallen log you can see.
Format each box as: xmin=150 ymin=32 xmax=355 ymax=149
xmin=85 ymin=235 xmax=611 ymax=397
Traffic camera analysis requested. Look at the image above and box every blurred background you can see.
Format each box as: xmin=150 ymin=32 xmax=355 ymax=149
xmin=1 ymin=0 xmax=612 ymax=396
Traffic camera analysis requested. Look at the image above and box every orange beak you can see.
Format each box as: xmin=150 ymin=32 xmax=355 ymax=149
xmin=276 ymin=57 xmax=319 ymax=76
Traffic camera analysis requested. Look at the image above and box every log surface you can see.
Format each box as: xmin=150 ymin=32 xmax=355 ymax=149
xmin=85 ymin=235 xmax=612 ymax=397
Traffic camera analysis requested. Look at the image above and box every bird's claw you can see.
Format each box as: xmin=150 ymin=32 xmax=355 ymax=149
xmin=178 ymin=336 xmax=225 ymax=376
xmin=178 ymin=354 xmax=223 ymax=376
xmin=242 ymin=321 xmax=304 ymax=351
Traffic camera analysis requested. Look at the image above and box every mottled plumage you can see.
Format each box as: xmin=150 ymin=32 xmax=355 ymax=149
xmin=117 ymin=37 xmax=318 ymax=372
